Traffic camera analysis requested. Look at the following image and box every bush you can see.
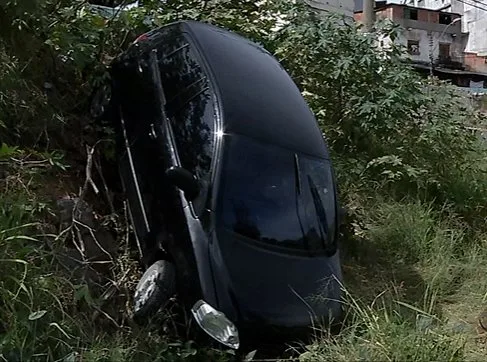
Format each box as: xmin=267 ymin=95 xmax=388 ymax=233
xmin=272 ymin=10 xmax=487 ymax=223
xmin=1 ymin=1 xmax=487 ymax=360
xmin=0 ymin=42 xmax=55 ymax=147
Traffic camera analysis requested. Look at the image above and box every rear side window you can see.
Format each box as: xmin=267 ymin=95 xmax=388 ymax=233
xmin=157 ymin=26 xmax=216 ymax=214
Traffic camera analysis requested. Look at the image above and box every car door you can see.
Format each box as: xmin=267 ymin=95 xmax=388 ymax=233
xmin=127 ymin=25 xmax=220 ymax=306
xmin=114 ymin=50 xmax=167 ymax=255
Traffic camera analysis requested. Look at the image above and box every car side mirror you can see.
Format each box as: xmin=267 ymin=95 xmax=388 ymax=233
xmin=165 ymin=166 xmax=200 ymax=201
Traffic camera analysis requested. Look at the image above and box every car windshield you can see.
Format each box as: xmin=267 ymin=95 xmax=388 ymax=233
xmin=217 ymin=134 xmax=336 ymax=252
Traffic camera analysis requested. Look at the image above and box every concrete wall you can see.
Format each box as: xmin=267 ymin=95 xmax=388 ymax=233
xmin=374 ymin=0 xmax=487 ymax=73
xmin=357 ymin=5 xmax=462 ymax=33
xmin=386 ymin=5 xmax=462 ymax=33
xmin=401 ymin=0 xmax=463 ymax=13
xmin=419 ymin=0 xmax=449 ymax=10
xmin=421 ymin=0 xmax=487 ymax=54
xmin=462 ymin=1 xmax=487 ymax=55
xmin=399 ymin=27 xmax=466 ymax=63
xmin=417 ymin=0 xmax=487 ymax=61
xmin=355 ymin=5 xmax=466 ymax=64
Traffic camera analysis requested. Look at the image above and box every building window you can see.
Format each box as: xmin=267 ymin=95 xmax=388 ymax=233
xmin=407 ymin=40 xmax=420 ymax=55
xmin=439 ymin=13 xmax=453 ymax=25
xmin=439 ymin=43 xmax=450 ymax=61
xmin=404 ymin=8 xmax=418 ymax=20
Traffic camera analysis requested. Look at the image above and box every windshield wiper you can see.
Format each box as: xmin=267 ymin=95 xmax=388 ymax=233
xmin=294 ymin=154 xmax=309 ymax=250
xmin=307 ymin=175 xmax=329 ymax=249
xmin=294 ymin=154 xmax=301 ymax=194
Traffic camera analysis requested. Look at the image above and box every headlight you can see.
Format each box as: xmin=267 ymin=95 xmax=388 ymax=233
xmin=191 ymin=300 xmax=240 ymax=349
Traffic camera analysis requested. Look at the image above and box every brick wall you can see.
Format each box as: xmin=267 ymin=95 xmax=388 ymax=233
xmin=465 ymin=53 xmax=487 ymax=73
xmin=392 ymin=5 xmax=402 ymax=21
xmin=354 ymin=9 xmax=390 ymax=22
xmin=356 ymin=5 xmax=457 ymax=25
xmin=428 ymin=11 xmax=439 ymax=23
xmin=418 ymin=8 xmax=429 ymax=22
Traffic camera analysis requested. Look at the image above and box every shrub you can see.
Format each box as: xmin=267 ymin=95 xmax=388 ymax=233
xmin=272 ymin=9 xmax=487 ymax=222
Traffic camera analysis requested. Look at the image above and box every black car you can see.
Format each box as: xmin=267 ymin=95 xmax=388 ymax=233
xmin=95 ymin=20 xmax=343 ymax=350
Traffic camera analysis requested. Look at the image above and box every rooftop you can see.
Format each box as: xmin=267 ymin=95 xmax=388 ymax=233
xmin=183 ymin=21 xmax=329 ymax=158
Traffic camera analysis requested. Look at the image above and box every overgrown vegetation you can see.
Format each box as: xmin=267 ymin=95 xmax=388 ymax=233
xmin=1 ymin=0 xmax=487 ymax=361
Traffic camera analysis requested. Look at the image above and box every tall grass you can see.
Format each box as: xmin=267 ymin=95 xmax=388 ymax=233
xmin=302 ymin=194 xmax=487 ymax=361
xmin=301 ymin=291 xmax=467 ymax=362
xmin=0 ymin=158 xmax=231 ymax=361
xmin=4 ymin=167 xmax=481 ymax=361
xmin=0 ymin=186 xmax=76 ymax=360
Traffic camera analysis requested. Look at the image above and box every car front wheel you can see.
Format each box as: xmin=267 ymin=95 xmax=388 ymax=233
xmin=133 ymin=259 xmax=176 ymax=322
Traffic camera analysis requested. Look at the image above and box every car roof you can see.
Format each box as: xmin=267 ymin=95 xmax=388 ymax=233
xmin=177 ymin=20 xmax=330 ymax=159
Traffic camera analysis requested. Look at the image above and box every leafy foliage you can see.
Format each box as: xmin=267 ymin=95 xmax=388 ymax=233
xmin=1 ymin=0 xmax=487 ymax=361
xmin=273 ymin=11 xmax=487 ymax=216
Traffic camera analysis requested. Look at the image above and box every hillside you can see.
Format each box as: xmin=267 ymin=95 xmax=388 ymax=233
xmin=2 ymin=1 xmax=487 ymax=361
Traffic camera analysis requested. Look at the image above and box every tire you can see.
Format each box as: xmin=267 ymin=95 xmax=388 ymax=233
xmin=133 ymin=259 xmax=176 ymax=322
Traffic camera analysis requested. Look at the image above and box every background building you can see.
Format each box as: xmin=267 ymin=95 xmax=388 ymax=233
xmin=354 ymin=1 xmax=487 ymax=87
xmin=411 ymin=0 xmax=487 ymax=73
xmin=355 ymin=2 xmax=465 ymax=64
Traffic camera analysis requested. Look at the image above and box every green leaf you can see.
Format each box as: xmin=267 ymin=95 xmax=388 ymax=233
xmin=0 ymin=143 xmax=19 ymax=159
xmin=74 ymin=284 xmax=93 ymax=305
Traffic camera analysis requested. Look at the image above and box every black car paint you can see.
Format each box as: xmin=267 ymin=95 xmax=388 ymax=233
xmin=109 ymin=20 xmax=343 ymax=340
xmin=111 ymin=33 xmax=218 ymax=307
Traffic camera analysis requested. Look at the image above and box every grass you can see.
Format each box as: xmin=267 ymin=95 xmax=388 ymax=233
xmin=302 ymin=195 xmax=487 ymax=362
xmin=3 ymin=151 xmax=487 ymax=362
xmin=0 ymin=153 xmax=233 ymax=361
xmin=1 ymin=118 xmax=487 ymax=361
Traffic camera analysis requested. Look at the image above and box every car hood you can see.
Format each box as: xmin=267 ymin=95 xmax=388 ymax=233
xmin=210 ymin=228 xmax=343 ymax=327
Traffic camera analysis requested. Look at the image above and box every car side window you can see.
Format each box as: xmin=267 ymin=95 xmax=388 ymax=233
xmin=158 ymin=27 xmax=216 ymax=215
xmin=171 ymin=82 xmax=215 ymax=215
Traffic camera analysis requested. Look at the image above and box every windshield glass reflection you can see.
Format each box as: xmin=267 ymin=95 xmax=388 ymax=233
xmin=217 ymin=134 xmax=336 ymax=251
